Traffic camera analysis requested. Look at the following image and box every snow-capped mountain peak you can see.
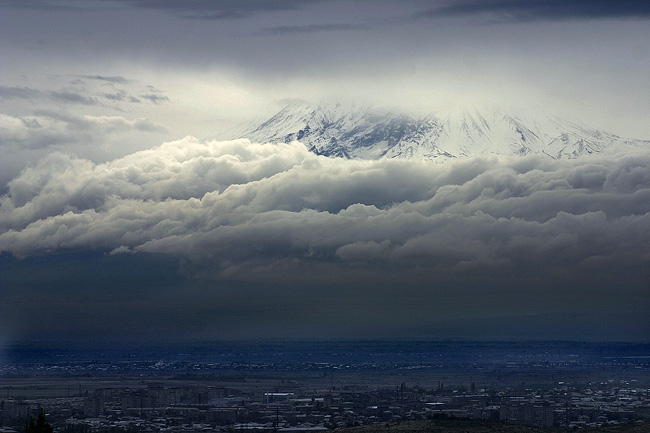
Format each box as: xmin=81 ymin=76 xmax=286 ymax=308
xmin=233 ymin=101 xmax=648 ymax=161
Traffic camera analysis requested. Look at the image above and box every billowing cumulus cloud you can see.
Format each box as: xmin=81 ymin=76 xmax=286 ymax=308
xmin=1 ymin=137 xmax=649 ymax=341
xmin=2 ymin=138 xmax=648 ymax=280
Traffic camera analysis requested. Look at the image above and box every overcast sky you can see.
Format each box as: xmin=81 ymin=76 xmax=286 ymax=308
xmin=1 ymin=0 xmax=649 ymax=344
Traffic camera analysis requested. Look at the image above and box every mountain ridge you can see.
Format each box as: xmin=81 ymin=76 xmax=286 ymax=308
xmin=233 ymin=101 xmax=649 ymax=160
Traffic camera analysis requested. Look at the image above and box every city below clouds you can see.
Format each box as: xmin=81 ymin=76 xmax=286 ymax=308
xmin=1 ymin=0 xmax=649 ymax=343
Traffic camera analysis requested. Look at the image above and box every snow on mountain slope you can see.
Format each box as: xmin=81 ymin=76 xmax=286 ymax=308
xmin=234 ymin=101 xmax=648 ymax=160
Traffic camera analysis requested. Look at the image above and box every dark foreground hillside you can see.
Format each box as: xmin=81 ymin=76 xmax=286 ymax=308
xmin=337 ymin=419 xmax=650 ymax=433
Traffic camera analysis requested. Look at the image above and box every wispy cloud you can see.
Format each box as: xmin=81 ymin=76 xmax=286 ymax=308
xmin=113 ymin=0 xmax=322 ymax=20
xmin=258 ymin=23 xmax=366 ymax=36
xmin=1 ymin=78 xmax=169 ymax=107
xmin=140 ymin=93 xmax=170 ymax=105
xmin=415 ymin=0 xmax=650 ymax=23
xmin=0 ymin=86 xmax=45 ymax=101
xmin=0 ymin=0 xmax=104 ymax=12
xmin=79 ymin=75 xmax=132 ymax=84
xmin=49 ymin=90 xmax=99 ymax=106
xmin=0 ymin=112 xmax=166 ymax=149
xmin=100 ymin=90 xmax=142 ymax=103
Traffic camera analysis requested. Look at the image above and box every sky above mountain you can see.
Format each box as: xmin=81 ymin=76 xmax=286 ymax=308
xmin=1 ymin=0 xmax=649 ymax=344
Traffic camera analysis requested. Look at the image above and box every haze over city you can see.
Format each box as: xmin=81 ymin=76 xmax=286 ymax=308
xmin=1 ymin=0 xmax=650 ymax=345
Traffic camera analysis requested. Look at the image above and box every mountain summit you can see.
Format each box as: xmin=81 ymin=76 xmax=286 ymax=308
xmin=235 ymin=101 xmax=647 ymax=160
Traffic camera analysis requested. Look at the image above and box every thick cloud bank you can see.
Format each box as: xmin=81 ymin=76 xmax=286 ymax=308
xmin=1 ymin=137 xmax=649 ymax=281
xmin=2 ymin=137 xmax=649 ymax=340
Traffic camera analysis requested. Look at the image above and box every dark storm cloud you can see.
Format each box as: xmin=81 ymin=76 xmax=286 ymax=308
xmin=417 ymin=0 xmax=650 ymax=22
xmin=2 ymin=247 xmax=647 ymax=341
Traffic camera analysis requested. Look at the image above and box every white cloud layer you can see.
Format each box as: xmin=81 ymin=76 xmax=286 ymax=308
xmin=1 ymin=138 xmax=649 ymax=285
